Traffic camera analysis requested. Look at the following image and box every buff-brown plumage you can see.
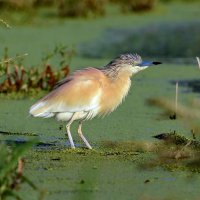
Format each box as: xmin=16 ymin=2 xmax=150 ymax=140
xmin=29 ymin=53 xmax=161 ymax=149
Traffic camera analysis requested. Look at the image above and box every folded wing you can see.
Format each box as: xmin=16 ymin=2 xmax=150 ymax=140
xmin=29 ymin=68 xmax=103 ymax=118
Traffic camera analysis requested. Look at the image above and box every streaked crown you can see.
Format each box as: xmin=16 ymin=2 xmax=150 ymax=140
xmin=106 ymin=53 xmax=142 ymax=67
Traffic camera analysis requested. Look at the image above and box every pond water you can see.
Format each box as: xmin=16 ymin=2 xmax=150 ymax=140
xmin=0 ymin=63 xmax=200 ymax=200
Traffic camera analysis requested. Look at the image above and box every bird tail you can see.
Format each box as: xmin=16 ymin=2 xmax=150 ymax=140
xmin=29 ymin=100 xmax=54 ymax=118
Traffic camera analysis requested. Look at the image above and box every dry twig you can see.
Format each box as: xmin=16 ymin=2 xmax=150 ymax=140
xmin=196 ymin=57 xmax=200 ymax=70
xmin=0 ymin=19 xmax=11 ymax=29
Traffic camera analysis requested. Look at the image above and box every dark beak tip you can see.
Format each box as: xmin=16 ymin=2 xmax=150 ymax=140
xmin=152 ymin=61 xmax=162 ymax=65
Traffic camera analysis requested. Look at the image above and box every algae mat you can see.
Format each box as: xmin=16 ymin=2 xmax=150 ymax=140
xmin=0 ymin=64 xmax=200 ymax=200
xmin=23 ymin=148 xmax=200 ymax=200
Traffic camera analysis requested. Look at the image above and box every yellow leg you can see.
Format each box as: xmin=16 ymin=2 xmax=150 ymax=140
xmin=78 ymin=121 xmax=92 ymax=149
xmin=66 ymin=113 xmax=77 ymax=149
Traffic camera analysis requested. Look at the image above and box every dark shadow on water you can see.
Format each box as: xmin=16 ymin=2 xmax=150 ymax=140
xmin=0 ymin=129 xmax=88 ymax=149
xmin=0 ymin=138 xmax=87 ymax=150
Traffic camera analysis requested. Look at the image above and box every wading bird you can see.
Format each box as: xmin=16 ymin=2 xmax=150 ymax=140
xmin=29 ymin=54 xmax=161 ymax=149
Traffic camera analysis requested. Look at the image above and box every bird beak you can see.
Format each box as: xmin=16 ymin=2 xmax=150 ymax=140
xmin=138 ymin=61 xmax=162 ymax=67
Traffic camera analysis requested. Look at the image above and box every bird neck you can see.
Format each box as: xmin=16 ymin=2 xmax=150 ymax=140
xmin=98 ymin=68 xmax=132 ymax=115
xmin=101 ymin=65 xmax=132 ymax=80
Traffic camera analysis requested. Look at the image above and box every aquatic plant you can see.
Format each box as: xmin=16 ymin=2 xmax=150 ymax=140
xmin=0 ymin=142 xmax=38 ymax=200
xmin=0 ymin=0 xmax=156 ymax=19
xmin=148 ymin=94 xmax=200 ymax=161
xmin=110 ymin=0 xmax=156 ymax=12
xmin=58 ymin=0 xmax=106 ymax=17
xmin=0 ymin=45 xmax=73 ymax=95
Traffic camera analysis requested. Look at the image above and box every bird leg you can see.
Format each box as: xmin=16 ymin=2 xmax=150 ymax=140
xmin=66 ymin=114 xmax=77 ymax=149
xmin=78 ymin=121 xmax=92 ymax=149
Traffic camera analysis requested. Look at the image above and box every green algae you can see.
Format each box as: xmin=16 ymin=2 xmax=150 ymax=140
xmin=25 ymin=138 xmax=200 ymax=173
xmin=20 ymin=140 xmax=200 ymax=200
xmin=1 ymin=3 xmax=200 ymax=198
xmin=0 ymin=130 xmax=38 ymax=136
xmin=154 ymin=132 xmax=200 ymax=149
xmin=1 ymin=63 xmax=200 ymax=199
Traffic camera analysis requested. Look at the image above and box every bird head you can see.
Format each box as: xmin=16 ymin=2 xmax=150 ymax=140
xmin=106 ymin=54 xmax=161 ymax=75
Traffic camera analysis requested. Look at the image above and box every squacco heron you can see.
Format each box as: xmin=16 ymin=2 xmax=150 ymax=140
xmin=29 ymin=54 xmax=161 ymax=149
